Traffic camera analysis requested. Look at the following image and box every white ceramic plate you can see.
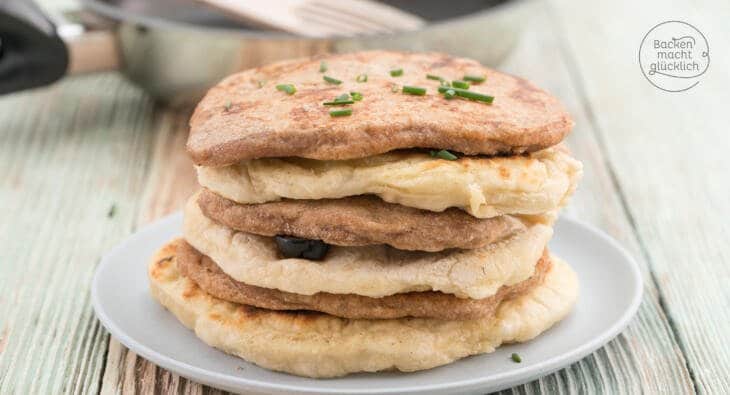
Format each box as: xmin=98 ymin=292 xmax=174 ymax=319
xmin=92 ymin=213 xmax=642 ymax=395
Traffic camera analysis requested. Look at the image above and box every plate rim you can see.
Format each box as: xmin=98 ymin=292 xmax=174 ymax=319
xmin=92 ymin=213 xmax=643 ymax=394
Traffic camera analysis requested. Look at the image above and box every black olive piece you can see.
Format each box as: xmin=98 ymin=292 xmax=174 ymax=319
xmin=275 ymin=235 xmax=330 ymax=260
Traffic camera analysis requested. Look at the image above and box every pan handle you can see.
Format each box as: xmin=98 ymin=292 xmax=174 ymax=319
xmin=0 ymin=0 xmax=68 ymax=94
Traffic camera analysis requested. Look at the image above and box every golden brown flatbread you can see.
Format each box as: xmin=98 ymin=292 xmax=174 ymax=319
xmin=176 ymin=239 xmax=551 ymax=320
xmin=187 ymin=51 xmax=573 ymax=166
xmin=149 ymin=240 xmax=579 ymax=378
xmin=197 ymin=189 xmax=530 ymax=251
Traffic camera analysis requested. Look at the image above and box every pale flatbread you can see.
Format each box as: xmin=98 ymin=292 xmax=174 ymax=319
xmin=149 ymin=241 xmax=579 ymax=378
xmin=184 ymin=196 xmax=553 ymax=299
xmin=177 ymin=239 xmax=552 ymax=320
xmin=197 ymin=147 xmax=582 ymax=219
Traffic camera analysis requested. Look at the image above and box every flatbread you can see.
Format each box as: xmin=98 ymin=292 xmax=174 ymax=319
xmin=197 ymin=189 xmax=536 ymax=251
xmin=187 ymin=51 xmax=573 ymax=166
xmin=176 ymin=239 xmax=551 ymax=320
xmin=184 ymin=196 xmax=552 ymax=299
xmin=149 ymin=241 xmax=578 ymax=378
xmin=197 ymin=146 xmax=582 ymax=219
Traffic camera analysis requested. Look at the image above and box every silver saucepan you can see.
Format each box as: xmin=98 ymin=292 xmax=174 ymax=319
xmin=0 ymin=0 xmax=534 ymax=105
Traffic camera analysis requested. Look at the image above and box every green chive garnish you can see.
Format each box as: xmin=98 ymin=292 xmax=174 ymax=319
xmin=426 ymin=74 xmax=443 ymax=81
xmin=350 ymin=91 xmax=363 ymax=101
xmin=323 ymin=93 xmax=354 ymax=105
xmin=444 ymin=89 xmax=456 ymax=100
xmin=451 ymin=80 xmax=470 ymax=89
xmin=276 ymin=84 xmax=296 ymax=95
xmin=430 ymin=149 xmax=458 ymax=160
xmin=437 ymin=86 xmax=493 ymax=103
xmin=329 ymin=108 xmax=352 ymax=117
xmin=323 ymin=75 xmax=342 ymax=85
xmin=224 ymin=100 xmax=232 ymax=111
xmin=390 ymin=68 xmax=403 ymax=77
xmin=511 ymin=353 xmax=522 ymax=363
xmin=319 ymin=61 xmax=327 ymax=73
xmin=463 ymin=74 xmax=486 ymax=83
xmin=439 ymin=79 xmax=450 ymax=87
xmin=323 ymin=100 xmax=354 ymax=105
xmin=402 ymin=86 xmax=426 ymax=95
xmin=391 ymin=84 xmax=399 ymax=93
xmin=356 ymin=74 xmax=368 ymax=83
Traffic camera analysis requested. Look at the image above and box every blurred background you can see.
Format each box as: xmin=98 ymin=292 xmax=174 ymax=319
xmin=0 ymin=0 xmax=727 ymax=394
xmin=1 ymin=0 xmax=536 ymax=103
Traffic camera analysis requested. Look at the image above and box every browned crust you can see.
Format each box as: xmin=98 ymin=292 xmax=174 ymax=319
xmin=175 ymin=239 xmax=551 ymax=320
xmin=197 ymin=189 xmax=526 ymax=251
xmin=187 ymin=51 xmax=573 ymax=166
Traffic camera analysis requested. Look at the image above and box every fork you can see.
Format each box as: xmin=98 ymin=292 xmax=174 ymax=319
xmin=197 ymin=0 xmax=426 ymax=37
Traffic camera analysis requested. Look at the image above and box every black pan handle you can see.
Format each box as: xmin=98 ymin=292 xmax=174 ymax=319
xmin=0 ymin=0 xmax=68 ymax=94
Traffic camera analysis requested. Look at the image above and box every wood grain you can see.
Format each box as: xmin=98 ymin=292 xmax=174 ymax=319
xmin=496 ymin=11 xmax=693 ymax=394
xmin=547 ymin=0 xmax=730 ymax=392
xmin=99 ymin=105 xmax=207 ymax=395
xmin=0 ymin=74 xmax=155 ymax=394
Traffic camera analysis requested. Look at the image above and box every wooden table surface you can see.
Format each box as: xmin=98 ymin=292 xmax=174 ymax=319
xmin=1 ymin=0 xmax=728 ymax=393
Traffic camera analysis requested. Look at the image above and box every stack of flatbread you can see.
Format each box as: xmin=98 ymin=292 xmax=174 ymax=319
xmin=148 ymin=51 xmax=583 ymax=378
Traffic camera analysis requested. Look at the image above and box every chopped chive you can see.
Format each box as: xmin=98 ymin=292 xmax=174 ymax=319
xmin=323 ymin=75 xmax=342 ymax=85
xmin=426 ymin=74 xmax=443 ymax=81
xmin=511 ymin=353 xmax=522 ymax=363
xmin=451 ymin=80 xmax=470 ymax=89
xmin=430 ymin=149 xmax=458 ymax=160
xmin=391 ymin=84 xmax=399 ymax=93
xmin=224 ymin=100 xmax=232 ymax=111
xmin=437 ymin=86 xmax=493 ymax=103
xmin=276 ymin=84 xmax=296 ymax=95
xmin=356 ymin=74 xmax=368 ymax=83
xmin=439 ymin=79 xmax=450 ymax=87
xmin=323 ymin=93 xmax=354 ymax=105
xmin=390 ymin=68 xmax=403 ymax=77
xmin=463 ymin=74 xmax=486 ymax=83
xmin=444 ymin=89 xmax=456 ymax=100
xmin=350 ymin=91 xmax=363 ymax=101
xmin=402 ymin=85 xmax=427 ymax=95
xmin=319 ymin=61 xmax=327 ymax=73
xmin=329 ymin=108 xmax=352 ymax=117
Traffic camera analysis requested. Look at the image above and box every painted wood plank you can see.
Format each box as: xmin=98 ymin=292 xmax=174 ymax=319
xmin=493 ymin=11 xmax=693 ymax=394
xmin=136 ymin=109 xmax=199 ymax=225
xmin=0 ymin=74 xmax=156 ymax=394
xmin=546 ymin=0 xmax=730 ymax=392
xmin=99 ymin=107 xmax=207 ymax=395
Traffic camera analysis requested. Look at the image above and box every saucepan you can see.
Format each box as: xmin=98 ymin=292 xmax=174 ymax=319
xmin=0 ymin=0 xmax=535 ymax=105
